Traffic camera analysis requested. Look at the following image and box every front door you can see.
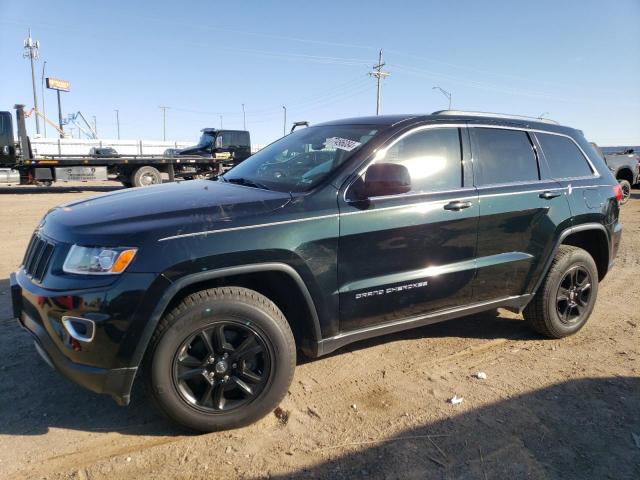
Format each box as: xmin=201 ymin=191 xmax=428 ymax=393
xmin=337 ymin=126 xmax=479 ymax=332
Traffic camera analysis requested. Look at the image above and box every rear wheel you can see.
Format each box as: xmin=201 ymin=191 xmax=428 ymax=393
xmin=131 ymin=166 xmax=162 ymax=187
xmin=618 ymin=179 xmax=631 ymax=205
xmin=145 ymin=287 xmax=296 ymax=432
xmin=523 ymin=245 xmax=598 ymax=338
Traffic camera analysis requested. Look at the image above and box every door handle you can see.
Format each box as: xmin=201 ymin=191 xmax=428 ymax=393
xmin=444 ymin=200 xmax=473 ymax=211
xmin=539 ymin=191 xmax=562 ymax=200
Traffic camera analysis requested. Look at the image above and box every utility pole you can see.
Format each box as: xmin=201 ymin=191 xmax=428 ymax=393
xmin=92 ymin=115 xmax=97 ymax=137
xmin=432 ymin=86 xmax=452 ymax=110
xmin=41 ymin=60 xmax=47 ymax=138
xmin=23 ymin=29 xmax=41 ymax=135
xmin=114 ymin=109 xmax=120 ymax=139
xmin=369 ymin=49 xmax=390 ymax=115
xmin=242 ymin=103 xmax=246 ymax=130
xmin=159 ymin=106 xmax=169 ymax=141
xmin=282 ymin=105 xmax=287 ymax=136
xmin=220 ymin=115 xmax=223 ymax=129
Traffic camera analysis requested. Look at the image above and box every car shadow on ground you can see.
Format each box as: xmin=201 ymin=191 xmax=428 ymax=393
xmin=308 ymin=309 xmax=538 ymax=364
xmin=274 ymin=376 xmax=640 ymax=479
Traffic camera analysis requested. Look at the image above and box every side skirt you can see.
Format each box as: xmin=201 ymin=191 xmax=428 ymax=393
xmin=316 ymin=294 xmax=532 ymax=356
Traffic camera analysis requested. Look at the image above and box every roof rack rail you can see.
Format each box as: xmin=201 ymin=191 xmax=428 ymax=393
xmin=431 ymin=110 xmax=560 ymax=125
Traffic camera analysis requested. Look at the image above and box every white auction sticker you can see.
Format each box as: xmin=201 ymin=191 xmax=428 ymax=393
xmin=325 ymin=137 xmax=361 ymax=151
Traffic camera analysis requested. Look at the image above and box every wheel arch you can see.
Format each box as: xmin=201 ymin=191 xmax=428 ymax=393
xmin=531 ymin=223 xmax=610 ymax=299
xmin=130 ymin=263 xmax=322 ymax=369
xmin=615 ymin=167 xmax=634 ymax=184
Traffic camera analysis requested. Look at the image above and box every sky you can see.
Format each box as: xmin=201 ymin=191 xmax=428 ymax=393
xmin=1 ymin=0 xmax=639 ymax=147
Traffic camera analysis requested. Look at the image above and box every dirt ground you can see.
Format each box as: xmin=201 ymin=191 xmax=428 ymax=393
xmin=0 ymin=181 xmax=638 ymax=480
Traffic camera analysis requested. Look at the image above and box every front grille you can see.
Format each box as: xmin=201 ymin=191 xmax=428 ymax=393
xmin=22 ymin=233 xmax=56 ymax=282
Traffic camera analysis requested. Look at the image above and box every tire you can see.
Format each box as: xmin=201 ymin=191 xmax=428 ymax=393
xmin=523 ymin=245 xmax=598 ymax=338
xmin=618 ymin=179 xmax=631 ymax=205
xmin=131 ymin=166 xmax=162 ymax=187
xmin=144 ymin=287 xmax=296 ymax=432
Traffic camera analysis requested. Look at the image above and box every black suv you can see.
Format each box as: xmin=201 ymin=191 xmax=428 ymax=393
xmin=11 ymin=111 xmax=622 ymax=431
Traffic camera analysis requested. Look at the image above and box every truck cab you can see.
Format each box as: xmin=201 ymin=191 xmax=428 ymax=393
xmin=175 ymin=128 xmax=251 ymax=166
xmin=0 ymin=111 xmax=16 ymax=164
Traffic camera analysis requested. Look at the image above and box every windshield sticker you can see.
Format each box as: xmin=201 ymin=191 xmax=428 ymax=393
xmin=326 ymin=137 xmax=361 ymax=152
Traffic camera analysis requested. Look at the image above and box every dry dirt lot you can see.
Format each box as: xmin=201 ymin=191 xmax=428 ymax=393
xmin=0 ymin=181 xmax=638 ymax=480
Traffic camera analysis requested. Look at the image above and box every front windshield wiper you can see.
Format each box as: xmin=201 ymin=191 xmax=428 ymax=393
xmin=225 ymin=177 xmax=271 ymax=190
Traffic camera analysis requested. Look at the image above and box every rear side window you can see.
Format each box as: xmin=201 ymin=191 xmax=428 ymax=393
xmin=537 ymin=133 xmax=593 ymax=178
xmin=379 ymin=127 xmax=462 ymax=193
xmin=473 ymin=128 xmax=539 ymax=185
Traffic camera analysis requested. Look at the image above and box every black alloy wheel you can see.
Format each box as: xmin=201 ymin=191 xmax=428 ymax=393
xmin=172 ymin=321 xmax=271 ymax=413
xmin=145 ymin=287 xmax=296 ymax=432
xmin=555 ymin=265 xmax=592 ymax=325
xmin=523 ymin=245 xmax=599 ymax=338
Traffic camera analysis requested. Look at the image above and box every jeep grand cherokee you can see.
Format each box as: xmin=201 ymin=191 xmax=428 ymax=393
xmin=11 ymin=111 xmax=622 ymax=431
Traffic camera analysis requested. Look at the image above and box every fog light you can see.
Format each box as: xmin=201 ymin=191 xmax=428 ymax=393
xmin=62 ymin=316 xmax=96 ymax=342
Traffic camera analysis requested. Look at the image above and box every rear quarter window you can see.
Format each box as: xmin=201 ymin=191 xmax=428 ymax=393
xmin=472 ymin=128 xmax=539 ymax=186
xmin=537 ymin=133 xmax=594 ymax=178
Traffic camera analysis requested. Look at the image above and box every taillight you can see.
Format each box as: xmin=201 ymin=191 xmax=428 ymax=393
xmin=614 ymin=184 xmax=623 ymax=203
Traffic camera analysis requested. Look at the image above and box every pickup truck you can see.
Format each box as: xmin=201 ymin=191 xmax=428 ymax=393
xmin=591 ymin=143 xmax=638 ymax=204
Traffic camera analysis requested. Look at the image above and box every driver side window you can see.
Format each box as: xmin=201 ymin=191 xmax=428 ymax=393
xmin=377 ymin=128 xmax=462 ymax=194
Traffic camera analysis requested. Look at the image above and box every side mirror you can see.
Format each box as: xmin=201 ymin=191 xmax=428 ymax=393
xmin=362 ymin=163 xmax=411 ymax=198
xmin=214 ymin=136 xmax=223 ymax=149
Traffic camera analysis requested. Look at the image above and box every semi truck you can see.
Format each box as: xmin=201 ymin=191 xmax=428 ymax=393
xmin=0 ymin=105 xmax=252 ymax=188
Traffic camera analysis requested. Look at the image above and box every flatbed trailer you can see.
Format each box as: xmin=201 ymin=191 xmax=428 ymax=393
xmin=1 ymin=105 xmax=244 ymax=188
xmin=21 ymin=153 xmax=227 ymax=187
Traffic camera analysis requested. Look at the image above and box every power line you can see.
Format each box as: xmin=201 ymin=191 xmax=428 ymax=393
xmin=369 ymin=49 xmax=390 ymax=115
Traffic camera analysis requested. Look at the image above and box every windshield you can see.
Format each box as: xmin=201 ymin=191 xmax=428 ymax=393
xmin=196 ymin=132 xmax=216 ymax=148
xmin=222 ymin=125 xmax=378 ymax=192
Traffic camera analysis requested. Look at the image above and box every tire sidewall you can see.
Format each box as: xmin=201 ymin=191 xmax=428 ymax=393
xmin=619 ymin=179 xmax=631 ymax=205
xmin=132 ymin=166 xmax=161 ymax=187
xmin=544 ymin=250 xmax=598 ymax=336
xmin=149 ymin=296 xmax=294 ymax=431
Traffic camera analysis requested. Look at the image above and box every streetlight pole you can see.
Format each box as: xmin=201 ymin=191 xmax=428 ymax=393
xmin=282 ymin=105 xmax=287 ymax=136
xmin=242 ymin=103 xmax=246 ymax=130
xmin=432 ymin=86 xmax=452 ymax=110
xmin=159 ymin=106 xmax=169 ymax=141
xmin=23 ymin=29 xmax=41 ymax=135
xmin=41 ymin=60 xmax=47 ymax=138
xmin=220 ymin=115 xmax=223 ymax=129
xmin=114 ymin=109 xmax=120 ymax=139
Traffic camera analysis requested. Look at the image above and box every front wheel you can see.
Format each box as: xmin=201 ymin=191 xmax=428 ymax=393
xmin=523 ymin=245 xmax=598 ymax=338
xmin=145 ymin=287 xmax=296 ymax=432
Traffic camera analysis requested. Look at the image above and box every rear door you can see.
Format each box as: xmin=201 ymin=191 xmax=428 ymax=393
xmin=337 ymin=125 xmax=479 ymax=332
xmin=470 ymin=126 xmax=571 ymax=302
xmin=534 ymin=131 xmax=601 ymax=218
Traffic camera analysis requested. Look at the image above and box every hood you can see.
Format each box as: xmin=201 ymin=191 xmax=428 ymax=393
xmin=42 ymin=180 xmax=291 ymax=245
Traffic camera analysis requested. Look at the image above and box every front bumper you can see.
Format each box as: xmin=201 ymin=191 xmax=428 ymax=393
xmin=16 ymin=306 xmax=137 ymax=405
xmin=10 ymin=270 xmax=158 ymax=406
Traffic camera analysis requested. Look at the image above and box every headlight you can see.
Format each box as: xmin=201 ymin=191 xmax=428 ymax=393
xmin=62 ymin=245 xmax=137 ymax=275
